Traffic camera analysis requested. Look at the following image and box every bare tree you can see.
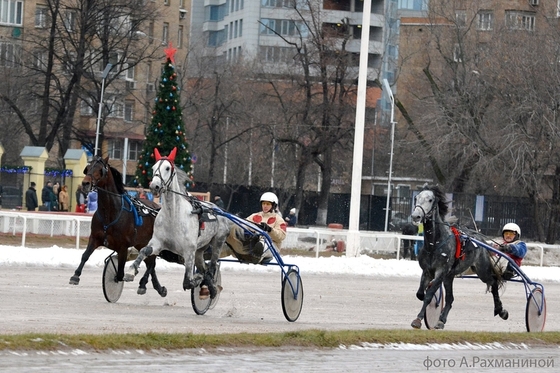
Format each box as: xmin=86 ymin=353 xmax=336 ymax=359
xmin=397 ymin=1 xmax=560 ymax=241
xmin=0 ymin=0 xmax=160 ymax=165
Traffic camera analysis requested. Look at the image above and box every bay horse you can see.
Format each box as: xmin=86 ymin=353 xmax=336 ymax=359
xmin=69 ymin=156 xmax=168 ymax=297
xmin=410 ymin=185 xmax=507 ymax=329
xmin=124 ymin=147 xmax=232 ymax=300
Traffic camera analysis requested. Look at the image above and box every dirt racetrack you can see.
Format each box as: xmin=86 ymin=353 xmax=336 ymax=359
xmin=0 ymin=263 xmax=558 ymax=335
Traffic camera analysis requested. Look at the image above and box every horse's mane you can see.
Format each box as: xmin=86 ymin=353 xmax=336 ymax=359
xmin=174 ymin=166 xmax=190 ymax=193
xmin=423 ymin=184 xmax=449 ymax=217
xmin=108 ymin=165 xmax=126 ymax=194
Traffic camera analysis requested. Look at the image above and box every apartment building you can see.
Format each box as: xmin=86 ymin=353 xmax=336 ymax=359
xmin=0 ymin=0 xmax=190 ymax=184
xmin=189 ymin=0 xmax=386 ymax=77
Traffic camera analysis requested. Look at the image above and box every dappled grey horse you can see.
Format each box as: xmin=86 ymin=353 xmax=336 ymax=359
xmin=124 ymin=147 xmax=232 ymax=299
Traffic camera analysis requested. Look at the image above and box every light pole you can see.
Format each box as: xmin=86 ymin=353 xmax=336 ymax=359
xmin=382 ymin=78 xmax=396 ymax=232
xmin=94 ymin=63 xmax=113 ymax=157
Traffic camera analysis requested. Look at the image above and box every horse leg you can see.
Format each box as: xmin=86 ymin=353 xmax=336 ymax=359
xmin=416 ymin=271 xmax=430 ymax=301
xmin=435 ymin=276 xmax=455 ymax=329
xmin=69 ymin=239 xmax=98 ymax=285
xmin=412 ymin=275 xmax=443 ymax=329
xmin=124 ymin=246 xmax=154 ymax=282
xmin=491 ymin=280 xmax=508 ymax=320
xmin=115 ymin=248 xmax=128 ymax=282
xmin=137 ymin=256 xmax=155 ymax=295
xmin=149 ymin=267 xmax=168 ymax=297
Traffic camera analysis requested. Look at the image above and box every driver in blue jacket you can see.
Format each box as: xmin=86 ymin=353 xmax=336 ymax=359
xmin=493 ymin=223 xmax=527 ymax=280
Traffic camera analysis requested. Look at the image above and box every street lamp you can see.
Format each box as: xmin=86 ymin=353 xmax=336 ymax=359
xmin=94 ymin=63 xmax=113 ymax=157
xmin=382 ymin=78 xmax=396 ymax=232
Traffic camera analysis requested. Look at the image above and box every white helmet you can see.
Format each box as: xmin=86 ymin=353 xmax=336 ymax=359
xmin=260 ymin=192 xmax=278 ymax=205
xmin=502 ymin=223 xmax=521 ymax=238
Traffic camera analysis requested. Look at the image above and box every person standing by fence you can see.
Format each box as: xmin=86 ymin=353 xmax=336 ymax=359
xmin=41 ymin=181 xmax=56 ymax=211
xmin=75 ymin=185 xmax=86 ymax=213
xmin=25 ymin=182 xmax=38 ymax=211
xmin=58 ymin=185 xmax=69 ymax=212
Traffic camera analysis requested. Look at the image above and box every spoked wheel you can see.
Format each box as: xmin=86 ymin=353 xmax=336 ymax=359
xmin=281 ymin=268 xmax=303 ymax=322
xmin=102 ymin=255 xmax=124 ymax=303
xmin=424 ymin=285 xmax=444 ymax=330
xmin=526 ymin=288 xmax=546 ymax=332
xmin=191 ymin=263 xmax=222 ymax=315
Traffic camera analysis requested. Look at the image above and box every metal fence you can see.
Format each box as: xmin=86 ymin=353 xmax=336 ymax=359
xmin=0 ymin=210 xmax=555 ymax=266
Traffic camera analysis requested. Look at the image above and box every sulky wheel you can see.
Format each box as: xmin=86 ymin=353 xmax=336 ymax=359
xmin=525 ymin=288 xmax=546 ymax=332
xmin=191 ymin=263 xmax=222 ymax=315
xmin=281 ymin=268 xmax=303 ymax=322
xmin=424 ymin=285 xmax=444 ymax=330
xmin=102 ymin=255 xmax=124 ymax=303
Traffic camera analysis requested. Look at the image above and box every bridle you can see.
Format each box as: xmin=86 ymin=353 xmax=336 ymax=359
xmin=84 ymin=156 xmax=108 ymax=190
xmin=152 ymin=158 xmax=176 ymax=194
xmin=413 ymin=193 xmax=438 ymax=224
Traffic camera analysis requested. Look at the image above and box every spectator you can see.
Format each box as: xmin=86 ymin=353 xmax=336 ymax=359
xmin=75 ymin=185 xmax=86 ymax=213
xmin=214 ymin=195 xmax=225 ymax=209
xmin=41 ymin=181 xmax=57 ymax=211
xmin=58 ymin=185 xmax=69 ymax=212
xmin=137 ymin=187 xmax=147 ymax=199
xmin=285 ymin=208 xmax=297 ymax=227
xmin=25 ymin=182 xmax=38 ymax=211
xmin=86 ymin=190 xmax=98 ymax=214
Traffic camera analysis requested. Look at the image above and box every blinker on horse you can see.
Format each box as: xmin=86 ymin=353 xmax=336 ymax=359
xmin=410 ymin=185 xmax=508 ymax=329
xmin=124 ymin=147 xmax=232 ymax=300
xmin=69 ymin=156 xmax=168 ymax=298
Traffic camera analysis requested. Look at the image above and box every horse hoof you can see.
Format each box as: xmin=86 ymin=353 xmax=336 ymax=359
xmin=499 ymin=309 xmax=509 ymax=320
xmin=199 ymin=285 xmax=210 ymax=300
xmin=69 ymin=276 xmax=80 ymax=285
xmin=123 ymin=273 xmax=135 ymax=282
xmin=137 ymin=287 xmax=146 ymax=295
xmin=159 ymin=286 xmax=168 ymax=298
xmin=411 ymin=318 xmax=422 ymax=329
xmin=435 ymin=321 xmax=445 ymax=329
xmin=416 ymin=292 xmax=425 ymax=301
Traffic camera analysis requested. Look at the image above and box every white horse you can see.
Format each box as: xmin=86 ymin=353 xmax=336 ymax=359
xmin=124 ymin=147 xmax=232 ymax=299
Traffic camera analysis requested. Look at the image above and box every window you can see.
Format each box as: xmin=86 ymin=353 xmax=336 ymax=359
xmin=477 ymin=11 xmax=493 ymax=31
xmin=124 ymin=100 xmax=134 ymax=122
xmin=63 ymin=10 xmax=76 ymax=32
xmin=398 ymin=0 xmax=428 ymax=11
xmin=453 ymin=44 xmax=462 ymax=62
xmin=162 ymin=23 xmax=169 ymax=45
xmin=35 ymin=6 xmax=48 ymax=28
xmin=125 ymin=61 xmax=135 ymax=81
xmin=106 ymin=96 xmax=124 ymax=118
xmin=80 ymin=98 xmax=94 ymax=116
xmin=33 ymin=50 xmax=47 ymax=70
xmin=128 ymin=141 xmax=143 ymax=161
xmin=260 ymin=18 xmax=308 ymax=36
xmin=108 ymin=139 xmax=123 ymax=159
xmin=0 ymin=0 xmax=23 ymax=26
xmin=505 ymin=11 xmax=536 ymax=31
xmin=0 ymin=42 xmax=21 ymax=68
xmin=456 ymin=10 xmax=467 ymax=28
xmin=178 ymin=25 xmax=183 ymax=48
xmin=239 ymin=19 xmax=243 ymax=37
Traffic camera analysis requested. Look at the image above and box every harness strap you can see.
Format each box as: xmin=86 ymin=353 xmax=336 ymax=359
xmin=450 ymin=226 xmax=463 ymax=260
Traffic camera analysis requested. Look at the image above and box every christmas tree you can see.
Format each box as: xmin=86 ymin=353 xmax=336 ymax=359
xmin=133 ymin=44 xmax=193 ymax=188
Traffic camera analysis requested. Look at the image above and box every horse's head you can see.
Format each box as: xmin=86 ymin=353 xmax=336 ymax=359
xmin=150 ymin=148 xmax=177 ymax=194
xmin=82 ymin=156 xmax=110 ymax=193
xmin=411 ymin=185 xmax=449 ymax=225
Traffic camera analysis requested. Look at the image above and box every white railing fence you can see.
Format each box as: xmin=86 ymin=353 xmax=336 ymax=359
xmin=0 ymin=211 xmax=555 ymax=266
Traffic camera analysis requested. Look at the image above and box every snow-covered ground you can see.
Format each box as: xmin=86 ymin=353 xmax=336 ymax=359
xmin=1 ymin=245 xmax=559 ymax=283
